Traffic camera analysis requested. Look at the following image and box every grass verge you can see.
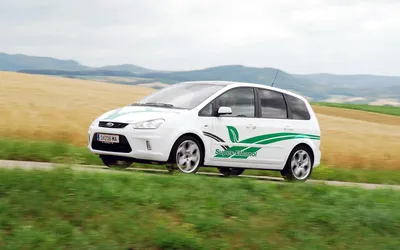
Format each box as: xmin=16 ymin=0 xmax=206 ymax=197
xmin=0 ymin=137 xmax=101 ymax=165
xmin=0 ymin=168 xmax=399 ymax=249
xmin=1 ymin=137 xmax=400 ymax=185
xmin=312 ymin=102 xmax=400 ymax=116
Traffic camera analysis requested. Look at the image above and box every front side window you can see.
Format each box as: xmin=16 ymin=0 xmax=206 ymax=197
xmin=217 ymin=87 xmax=255 ymax=117
xmin=285 ymin=94 xmax=311 ymax=120
xmin=135 ymin=82 xmax=226 ymax=109
xmin=259 ymin=88 xmax=288 ymax=119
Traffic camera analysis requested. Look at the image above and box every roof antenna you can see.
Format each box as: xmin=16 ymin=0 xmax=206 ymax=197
xmin=271 ymin=69 xmax=279 ymax=87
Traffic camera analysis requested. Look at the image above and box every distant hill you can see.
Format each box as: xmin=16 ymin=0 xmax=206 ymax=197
xmin=19 ymin=69 xmax=135 ymax=77
xmin=138 ymin=66 xmax=400 ymax=102
xmin=0 ymin=52 xmax=89 ymax=71
xmin=99 ymin=64 xmax=154 ymax=74
xmin=294 ymin=73 xmax=400 ymax=88
xmin=19 ymin=65 xmax=329 ymax=100
xmin=0 ymin=52 xmax=152 ymax=73
xmin=139 ymin=65 xmax=329 ymax=99
xmin=2 ymin=52 xmax=400 ymax=104
xmin=16 ymin=65 xmax=400 ymax=103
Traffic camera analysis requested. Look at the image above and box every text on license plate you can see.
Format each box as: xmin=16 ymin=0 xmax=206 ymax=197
xmin=97 ymin=134 xmax=120 ymax=143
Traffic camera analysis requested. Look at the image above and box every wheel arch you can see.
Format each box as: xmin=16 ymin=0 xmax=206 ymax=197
xmin=284 ymin=142 xmax=316 ymax=168
xmin=167 ymin=132 xmax=206 ymax=163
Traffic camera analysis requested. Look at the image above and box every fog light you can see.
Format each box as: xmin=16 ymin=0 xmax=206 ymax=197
xmin=146 ymin=140 xmax=151 ymax=150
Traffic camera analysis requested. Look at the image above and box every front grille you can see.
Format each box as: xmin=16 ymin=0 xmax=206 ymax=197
xmin=98 ymin=121 xmax=128 ymax=129
xmin=91 ymin=133 xmax=132 ymax=153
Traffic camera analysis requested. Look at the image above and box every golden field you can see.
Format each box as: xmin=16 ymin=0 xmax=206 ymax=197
xmin=1 ymin=71 xmax=400 ymax=169
xmin=0 ymin=71 xmax=154 ymax=145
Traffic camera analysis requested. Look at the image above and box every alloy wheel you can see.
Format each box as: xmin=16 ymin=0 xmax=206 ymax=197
xmin=290 ymin=149 xmax=312 ymax=180
xmin=175 ymin=140 xmax=201 ymax=173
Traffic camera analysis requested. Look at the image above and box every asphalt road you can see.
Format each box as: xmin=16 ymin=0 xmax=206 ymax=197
xmin=1 ymin=160 xmax=399 ymax=191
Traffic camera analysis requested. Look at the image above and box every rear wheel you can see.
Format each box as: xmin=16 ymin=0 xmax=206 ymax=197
xmin=280 ymin=146 xmax=313 ymax=182
xmin=218 ymin=167 xmax=245 ymax=177
xmin=100 ymin=155 xmax=133 ymax=169
xmin=170 ymin=136 xmax=204 ymax=174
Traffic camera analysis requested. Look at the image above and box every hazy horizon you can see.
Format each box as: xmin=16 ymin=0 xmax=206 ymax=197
xmin=1 ymin=0 xmax=400 ymax=76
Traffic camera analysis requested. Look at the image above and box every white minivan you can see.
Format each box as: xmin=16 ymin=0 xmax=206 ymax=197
xmin=88 ymin=81 xmax=321 ymax=181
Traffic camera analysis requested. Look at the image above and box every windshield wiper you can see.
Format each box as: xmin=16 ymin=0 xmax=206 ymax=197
xmin=130 ymin=102 xmax=174 ymax=108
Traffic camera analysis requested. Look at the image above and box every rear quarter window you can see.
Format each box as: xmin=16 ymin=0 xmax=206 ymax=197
xmin=258 ymin=88 xmax=288 ymax=119
xmin=285 ymin=94 xmax=311 ymax=120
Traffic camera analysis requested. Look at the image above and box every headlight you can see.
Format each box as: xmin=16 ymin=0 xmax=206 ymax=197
xmin=132 ymin=119 xmax=165 ymax=129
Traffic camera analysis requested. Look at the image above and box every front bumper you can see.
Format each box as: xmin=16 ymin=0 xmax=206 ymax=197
xmin=88 ymin=125 xmax=174 ymax=162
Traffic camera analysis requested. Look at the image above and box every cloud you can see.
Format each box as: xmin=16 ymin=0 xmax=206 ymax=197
xmin=0 ymin=0 xmax=399 ymax=75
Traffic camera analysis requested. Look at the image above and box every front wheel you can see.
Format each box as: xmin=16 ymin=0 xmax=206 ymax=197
xmin=218 ymin=167 xmax=245 ymax=177
xmin=100 ymin=155 xmax=133 ymax=169
xmin=170 ymin=136 xmax=204 ymax=174
xmin=280 ymin=146 xmax=313 ymax=182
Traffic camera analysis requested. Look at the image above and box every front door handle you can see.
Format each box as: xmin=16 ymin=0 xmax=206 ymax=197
xmin=246 ymin=124 xmax=256 ymax=129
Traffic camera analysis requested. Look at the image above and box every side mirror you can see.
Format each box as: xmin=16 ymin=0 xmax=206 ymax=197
xmin=217 ymin=106 xmax=232 ymax=116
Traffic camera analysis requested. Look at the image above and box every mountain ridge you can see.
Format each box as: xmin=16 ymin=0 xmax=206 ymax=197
xmin=2 ymin=52 xmax=399 ymax=104
xmin=294 ymin=73 xmax=400 ymax=88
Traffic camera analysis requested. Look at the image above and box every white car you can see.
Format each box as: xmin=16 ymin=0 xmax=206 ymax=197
xmin=88 ymin=81 xmax=321 ymax=181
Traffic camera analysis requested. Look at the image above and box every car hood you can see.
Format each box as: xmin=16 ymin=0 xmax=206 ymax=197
xmin=97 ymin=106 xmax=185 ymax=123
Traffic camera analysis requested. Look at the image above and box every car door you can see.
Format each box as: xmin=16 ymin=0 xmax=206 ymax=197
xmin=197 ymin=100 xmax=217 ymax=164
xmin=208 ymin=87 xmax=260 ymax=164
xmin=249 ymin=88 xmax=292 ymax=168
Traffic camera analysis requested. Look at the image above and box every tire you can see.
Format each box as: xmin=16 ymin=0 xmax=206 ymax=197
xmin=280 ymin=145 xmax=313 ymax=182
xmin=170 ymin=135 xmax=204 ymax=174
xmin=100 ymin=155 xmax=133 ymax=169
xmin=218 ymin=167 xmax=245 ymax=177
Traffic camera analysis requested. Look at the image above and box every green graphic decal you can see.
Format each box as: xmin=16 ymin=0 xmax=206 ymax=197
xmin=211 ymin=126 xmax=320 ymax=159
xmin=227 ymin=126 xmax=239 ymax=143
xmin=215 ymin=149 xmax=257 ymax=157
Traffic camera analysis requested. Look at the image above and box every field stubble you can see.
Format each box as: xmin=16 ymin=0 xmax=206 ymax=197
xmin=1 ymin=71 xmax=400 ymax=170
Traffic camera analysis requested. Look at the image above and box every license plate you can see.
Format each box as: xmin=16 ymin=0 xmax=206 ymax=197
xmin=97 ymin=134 xmax=119 ymax=144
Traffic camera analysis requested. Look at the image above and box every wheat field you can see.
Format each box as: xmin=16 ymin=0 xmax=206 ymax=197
xmin=0 ymin=71 xmax=154 ymax=144
xmin=1 ymin=71 xmax=400 ymax=169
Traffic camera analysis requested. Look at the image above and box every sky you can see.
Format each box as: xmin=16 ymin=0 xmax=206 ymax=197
xmin=1 ymin=0 xmax=400 ymax=75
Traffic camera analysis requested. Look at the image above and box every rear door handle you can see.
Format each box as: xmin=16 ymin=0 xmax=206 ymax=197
xmin=246 ymin=124 xmax=256 ymax=129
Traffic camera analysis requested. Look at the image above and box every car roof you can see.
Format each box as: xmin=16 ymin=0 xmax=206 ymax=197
xmin=179 ymin=80 xmax=308 ymax=102
xmin=178 ymin=81 xmax=234 ymax=86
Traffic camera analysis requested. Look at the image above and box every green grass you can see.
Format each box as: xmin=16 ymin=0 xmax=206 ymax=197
xmin=0 ymin=137 xmax=102 ymax=165
xmin=312 ymin=102 xmax=400 ymax=116
xmin=1 ymin=137 xmax=400 ymax=185
xmin=0 ymin=168 xmax=399 ymax=250
xmin=198 ymin=165 xmax=400 ymax=185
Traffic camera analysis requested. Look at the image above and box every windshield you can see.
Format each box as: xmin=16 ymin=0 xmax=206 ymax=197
xmin=134 ymin=82 xmax=227 ymax=109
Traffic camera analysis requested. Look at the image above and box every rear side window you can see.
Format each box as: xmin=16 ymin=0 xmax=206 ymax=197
xmin=285 ymin=94 xmax=311 ymax=120
xmin=258 ymin=89 xmax=288 ymax=119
